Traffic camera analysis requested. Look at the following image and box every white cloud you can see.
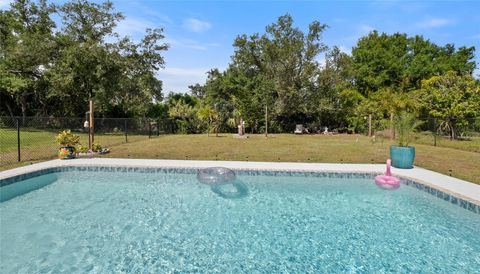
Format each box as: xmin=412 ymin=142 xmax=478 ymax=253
xmin=158 ymin=67 xmax=209 ymax=93
xmin=143 ymin=10 xmax=173 ymax=25
xmin=417 ymin=17 xmax=454 ymax=28
xmin=359 ymin=24 xmax=375 ymax=33
xmin=182 ymin=18 xmax=212 ymax=33
xmin=166 ymin=37 xmax=218 ymax=51
xmin=115 ymin=17 xmax=157 ymax=39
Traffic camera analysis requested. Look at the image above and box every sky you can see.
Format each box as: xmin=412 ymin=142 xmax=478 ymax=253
xmin=1 ymin=0 xmax=479 ymax=93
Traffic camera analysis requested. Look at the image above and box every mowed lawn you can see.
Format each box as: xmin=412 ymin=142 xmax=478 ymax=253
xmin=103 ymin=134 xmax=480 ymax=184
xmin=1 ymin=130 xmax=479 ymax=184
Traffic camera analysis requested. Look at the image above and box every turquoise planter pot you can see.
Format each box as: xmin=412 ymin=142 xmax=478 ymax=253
xmin=390 ymin=145 xmax=415 ymax=169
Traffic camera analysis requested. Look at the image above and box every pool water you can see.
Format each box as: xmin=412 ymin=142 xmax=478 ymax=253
xmin=1 ymin=171 xmax=479 ymax=273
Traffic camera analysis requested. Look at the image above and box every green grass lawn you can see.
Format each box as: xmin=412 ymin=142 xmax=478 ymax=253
xmin=413 ymin=132 xmax=480 ymax=153
xmin=1 ymin=130 xmax=479 ymax=184
xmin=100 ymin=133 xmax=480 ymax=184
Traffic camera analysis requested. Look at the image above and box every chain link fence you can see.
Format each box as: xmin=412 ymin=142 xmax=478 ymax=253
xmin=0 ymin=116 xmax=176 ymax=168
xmin=1 ymin=115 xmax=478 ymax=170
xmin=368 ymin=116 xmax=480 ymax=152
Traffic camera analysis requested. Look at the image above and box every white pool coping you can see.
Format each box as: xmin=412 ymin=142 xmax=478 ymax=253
xmin=1 ymin=158 xmax=479 ymax=205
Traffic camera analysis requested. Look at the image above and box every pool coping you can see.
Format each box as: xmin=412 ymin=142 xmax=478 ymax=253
xmin=1 ymin=158 xmax=479 ymax=208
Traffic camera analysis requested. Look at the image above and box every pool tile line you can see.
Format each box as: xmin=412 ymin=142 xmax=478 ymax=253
xmin=1 ymin=165 xmax=478 ymax=215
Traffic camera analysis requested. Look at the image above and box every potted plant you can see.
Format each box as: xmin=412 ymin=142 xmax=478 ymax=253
xmin=390 ymin=112 xmax=421 ymax=169
xmin=55 ymin=130 xmax=80 ymax=159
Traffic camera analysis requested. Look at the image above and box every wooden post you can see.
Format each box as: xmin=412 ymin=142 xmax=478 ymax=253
xmin=368 ymin=114 xmax=372 ymax=137
xmin=390 ymin=112 xmax=395 ymax=139
xmin=265 ymin=105 xmax=268 ymax=138
xmin=124 ymin=119 xmax=128 ymax=143
xmin=148 ymin=120 xmax=152 ymax=139
xmin=89 ymin=100 xmax=94 ymax=150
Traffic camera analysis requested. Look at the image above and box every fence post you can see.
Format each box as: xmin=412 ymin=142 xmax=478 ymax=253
xmin=368 ymin=114 xmax=372 ymax=137
xmin=390 ymin=112 xmax=395 ymax=139
xmin=148 ymin=120 xmax=152 ymax=139
xmin=16 ymin=118 xmax=21 ymax=162
xmin=433 ymin=117 xmax=437 ymax=146
xmin=124 ymin=119 xmax=128 ymax=143
xmin=157 ymin=119 xmax=160 ymax=136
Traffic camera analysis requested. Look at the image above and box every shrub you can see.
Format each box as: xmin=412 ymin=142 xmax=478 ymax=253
xmin=55 ymin=130 xmax=80 ymax=147
xmin=77 ymin=144 xmax=89 ymax=153
xmin=92 ymin=143 xmax=102 ymax=152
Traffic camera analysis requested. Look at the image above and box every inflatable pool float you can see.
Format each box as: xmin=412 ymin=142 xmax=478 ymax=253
xmin=197 ymin=167 xmax=248 ymax=198
xmin=197 ymin=167 xmax=236 ymax=185
xmin=375 ymin=159 xmax=401 ymax=190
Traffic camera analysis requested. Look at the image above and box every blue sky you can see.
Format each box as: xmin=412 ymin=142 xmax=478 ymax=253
xmin=1 ymin=0 xmax=479 ymax=93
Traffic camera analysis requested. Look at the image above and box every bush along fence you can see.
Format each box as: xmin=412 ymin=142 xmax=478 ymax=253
xmin=0 ymin=116 xmax=176 ymax=167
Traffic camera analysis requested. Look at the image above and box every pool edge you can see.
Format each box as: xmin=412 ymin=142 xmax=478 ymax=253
xmin=1 ymin=159 xmax=479 ymax=214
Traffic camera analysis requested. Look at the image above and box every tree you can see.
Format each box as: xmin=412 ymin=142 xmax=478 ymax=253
xmin=311 ymin=46 xmax=352 ymax=128
xmin=168 ymin=99 xmax=198 ymax=134
xmin=419 ymin=71 xmax=480 ymax=139
xmin=46 ymin=0 xmax=124 ymax=116
xmin=0 ymin=0 xmax=56 ymax=118
xmin=203 ymin=68 xmax=235 ymax=133
xmin=189 ymin=83 xmax=206 ymax=99
xmin=105 ymin=29 xmax=168 ymax=117
xmin=58 ymin=0 xmax=123 ymax=43
xmin=166 ymin=93 xmax=200 ymax=133
xmin=351 ymin=31 xmax=476 ymax=95
xmin=50 ymin=0 xmax=168 ymax=117
xmin=197 ymin=105 xmax=219 ymax=136
xmin=1 ymin=0 xmax=168 ymax=118
xmin=231 ymin=14 xmax=328 ymax=131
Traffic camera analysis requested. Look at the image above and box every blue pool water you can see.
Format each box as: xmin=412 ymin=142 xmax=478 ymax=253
xmin=1 ymin=170 xmax=479 ymax=273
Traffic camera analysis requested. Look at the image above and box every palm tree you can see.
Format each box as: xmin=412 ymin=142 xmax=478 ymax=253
xmin=198 ymin=105 xmax=219 ymax=137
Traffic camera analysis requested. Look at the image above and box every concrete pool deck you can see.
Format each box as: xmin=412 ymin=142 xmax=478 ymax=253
xmin=1 ymin=158 xmax=479 ymax=205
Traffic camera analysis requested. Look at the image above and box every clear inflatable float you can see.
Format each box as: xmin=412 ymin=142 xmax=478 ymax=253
xmin=197 ymin=167 xmax=248 ymax=198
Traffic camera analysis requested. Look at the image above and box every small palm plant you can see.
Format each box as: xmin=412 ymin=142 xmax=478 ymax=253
xmin=198 ymin=105 xmax=219 ymax=137
xmin=394 ymin=111 xmax=421 ymax=147
xmin=390 ymin=111 xmax=422 ymax=169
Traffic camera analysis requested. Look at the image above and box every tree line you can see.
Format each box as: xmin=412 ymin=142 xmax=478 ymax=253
xmin=1 ymin=1 xmax=479 ymax=138
xmin=1 ymin=0 xmax=167 ymax=119
xmin=169 ymin=15 xmax=479 ymax=138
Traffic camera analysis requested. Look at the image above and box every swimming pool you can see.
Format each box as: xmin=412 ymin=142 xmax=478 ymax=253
xmin=1 ymin=166 xmax=479 ymax=273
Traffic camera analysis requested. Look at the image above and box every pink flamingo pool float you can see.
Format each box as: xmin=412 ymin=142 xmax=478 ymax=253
xmin=375 ymin=159 xmax=401 ymax=190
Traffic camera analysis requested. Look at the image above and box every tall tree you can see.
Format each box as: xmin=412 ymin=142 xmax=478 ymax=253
xmin=418 ymin=71 xmax=480 ymax=139
xmin=311 ymin=46 xmax=352 ymax=128
xmin=0 ymin=0 xmax=56 ymax=118
xmin=46 ymin=0 xmax=167 ymax=117
xmin=106 ymin=29 xmax=168 ymax=117
xmin=189 ymin=83 xmax=206 ymax=99
xmin=47 ymin=0 xmax=124 ymax=116
xmin=231 ymin=14 xmax=328 ymax=131
xmin=351 ymin=31 xmax=476 ymax=95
